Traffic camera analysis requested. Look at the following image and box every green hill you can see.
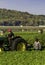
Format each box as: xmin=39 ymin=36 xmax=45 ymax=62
xmin=0 ymin=8 xmax=45 ymax=26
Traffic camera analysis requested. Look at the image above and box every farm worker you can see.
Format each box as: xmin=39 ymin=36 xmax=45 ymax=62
xmin=7 ymin=28 xmax=14 ymax=39
xmin=33 ymin=38 xmax=41 ymax=50
xmin=7 ymin=28 xmax=14 ymax=47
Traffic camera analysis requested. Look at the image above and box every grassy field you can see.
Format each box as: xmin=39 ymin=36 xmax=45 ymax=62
xmin=0 ymin=50 xmax=45 ymax=65
xmin=0 ymin=32 xmax=45 ymax=65
xmin=14 ymin=32 xmax=45 ymax=46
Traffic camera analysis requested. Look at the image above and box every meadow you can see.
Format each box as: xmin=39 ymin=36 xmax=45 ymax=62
xmin=14 ymin=32 xmax=45 ymax=46
xmin=0 ymin=32 xmax=45 ymax=65
xmin=0 ymin=51 xmax=45 ymax=65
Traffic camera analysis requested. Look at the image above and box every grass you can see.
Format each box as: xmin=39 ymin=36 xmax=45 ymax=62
xmin=14 ymin=32 xmax=45 ymax=46
xmin=0 ymin=50 xmax=45 ymax=65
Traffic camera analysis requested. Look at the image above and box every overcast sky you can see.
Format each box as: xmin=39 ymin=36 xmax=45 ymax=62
xmin=0 ymin=0 xmax=45 ymax=15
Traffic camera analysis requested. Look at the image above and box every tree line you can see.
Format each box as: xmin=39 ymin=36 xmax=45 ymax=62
xmin=0 ymin=8 xmax=45 ymax=26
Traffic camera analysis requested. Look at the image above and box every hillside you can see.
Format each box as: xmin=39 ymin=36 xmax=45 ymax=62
xmin=0 ymin=8 xmax=45 ymax=26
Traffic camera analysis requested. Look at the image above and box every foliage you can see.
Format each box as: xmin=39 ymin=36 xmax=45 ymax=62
xmin=0 ymin=8 xmax=45 ymax=26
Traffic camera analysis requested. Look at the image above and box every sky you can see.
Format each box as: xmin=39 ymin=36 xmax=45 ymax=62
xmin=0 ymin=0 xmax=45 ymax=15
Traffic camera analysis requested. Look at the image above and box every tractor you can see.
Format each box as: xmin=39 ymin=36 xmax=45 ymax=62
xmin=0 ymin=35 xmax=28 ymax=51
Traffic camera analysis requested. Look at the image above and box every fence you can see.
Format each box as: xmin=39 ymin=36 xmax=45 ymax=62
xmin=0 ymin=26 xmax=45 ymax=32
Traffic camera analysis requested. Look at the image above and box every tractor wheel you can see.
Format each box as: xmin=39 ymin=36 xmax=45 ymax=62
xmin=11 ymin=38 xmax=27 ymax=51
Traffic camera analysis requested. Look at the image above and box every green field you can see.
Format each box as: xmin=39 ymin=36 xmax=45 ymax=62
xmin=0 ymin=32 xmax=45 ymax=65
xmin=0 ymin=51 xmax=45 ymax=65
xmin=14 ymin=32 xmax=45 ymax=46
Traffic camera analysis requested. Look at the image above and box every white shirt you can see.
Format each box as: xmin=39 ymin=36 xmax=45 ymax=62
xmin=33 ymin=41 xmax=41 ymax=50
